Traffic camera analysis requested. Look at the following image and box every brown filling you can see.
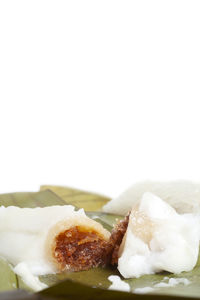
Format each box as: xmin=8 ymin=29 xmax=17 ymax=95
xmin=54 ymin=226 xmax=111 ymax=271
xmin=109 ymin=213 xmax=130 ymax=265
xmin=54 ymin=215 xmax=130 ymax=271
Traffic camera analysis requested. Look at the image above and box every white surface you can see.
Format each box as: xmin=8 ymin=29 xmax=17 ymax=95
xmin=0 ymin=1 xmax=200 ymax=197
xmin=118 ymin=193 xmax=200 ymax=278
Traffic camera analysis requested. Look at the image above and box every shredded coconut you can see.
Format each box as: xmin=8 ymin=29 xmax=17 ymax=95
xmin=154 ymin=277 xmax=191 ymax=288
xmin=133 ymin=277 xmax=190 ymax=295
xmin=108 ymin=275 xmax=130 ymax=292
xmin=134 ymin=287 xmax=154 ymax=294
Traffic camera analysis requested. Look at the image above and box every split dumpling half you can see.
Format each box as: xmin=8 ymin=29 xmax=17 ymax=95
xmin=117 ymin=192 xmax=200 ymax=278
xmin=0 ymin=205 xmax=111 ymax=290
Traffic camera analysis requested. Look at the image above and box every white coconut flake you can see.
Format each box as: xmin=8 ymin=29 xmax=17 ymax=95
xmin=108 ymin=275 xmax=130 ymax=292
xmin=168 ymin=278 xmax=191 ymax=286
xmin=154 ymin=277 xmax=191 ymax=288
xmin=134 ymin=277 xmax=191 ymax=294
xmin=154 ymin=282 xmax=171 ymax=288
xmin=134 ymin=287 xmax=154 ymax=294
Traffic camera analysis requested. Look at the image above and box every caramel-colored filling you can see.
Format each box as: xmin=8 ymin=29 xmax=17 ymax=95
xmin=54 ymin=226 xmax=111 ymax=271
xmin=109 ymin=213 xmax=130 ymax=265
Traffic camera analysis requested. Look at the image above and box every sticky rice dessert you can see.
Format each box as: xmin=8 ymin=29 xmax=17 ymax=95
xmin=111 ymin=193 xmax=200 ymax=278
xmin=0 ymin=205 xmax=111 ymax=277
xmin=103 ymin=181 xmax=200 ymax=215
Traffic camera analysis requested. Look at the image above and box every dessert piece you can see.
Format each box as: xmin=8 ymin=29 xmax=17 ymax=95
xmin=110 ymin=193 xmax=200 ymax=278
xmin=103 ymin=180 xmax=200 ymax=215
xmin=0 ymin=205 xmax=111 ymax=276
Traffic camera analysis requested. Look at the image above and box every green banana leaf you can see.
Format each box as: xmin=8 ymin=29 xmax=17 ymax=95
xmin=40 ymin=185 xmax=110 ymax=211
xmin=0 ymin=190 xmax=66 ymax=208
xmin=0 ymin=186 xmax=200 ymax=300
xmin=0 ymin=259 xmax=17 ymax=292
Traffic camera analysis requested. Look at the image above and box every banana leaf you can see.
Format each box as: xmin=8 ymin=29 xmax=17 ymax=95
xmin=40 ymin=185 xmax=110 ymax=211
xmin=0 ymin=190 xmax=66 ymax=208
xmin=0 ymin=186 xmax=200 ymax=300
xmin=0 ymin=259 xmax=17 ymax=292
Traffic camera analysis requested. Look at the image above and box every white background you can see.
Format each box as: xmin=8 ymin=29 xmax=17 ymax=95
xmin=0 ymin=1 xmax=200 ymax=198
